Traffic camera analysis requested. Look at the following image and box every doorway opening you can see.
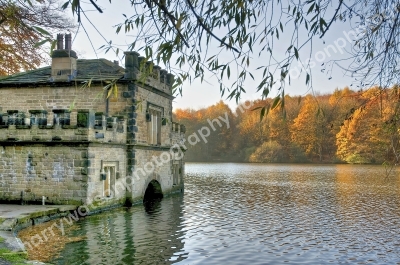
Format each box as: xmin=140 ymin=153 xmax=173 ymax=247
xmin=143 ymin=180 xmax=163 ymax=202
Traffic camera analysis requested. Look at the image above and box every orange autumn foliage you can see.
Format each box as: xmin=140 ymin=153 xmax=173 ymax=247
xmin=174 ymin=86 xmax=400 ymax=164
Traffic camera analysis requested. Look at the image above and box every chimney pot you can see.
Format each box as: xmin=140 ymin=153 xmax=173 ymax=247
xmin=65 ymin=34 xmax=72 ymax=50
xmin=57 ymin=34 xmax=64 ymax=50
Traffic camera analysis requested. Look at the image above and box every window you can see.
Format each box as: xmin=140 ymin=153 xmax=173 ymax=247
xmin=94 ymin=112 xmax=103 ymax=129
xmin=147 ymin=107 xmax=162 ymax=145
xmin=53 ymin=109 xmax=70 ymax=125
xmin=101 ymin=161 xmax=119 ymax=198
xmin=103 ymin=165 xmax=116 ymax=197
xmin=77 ymin=111 xmax=89 ymax=128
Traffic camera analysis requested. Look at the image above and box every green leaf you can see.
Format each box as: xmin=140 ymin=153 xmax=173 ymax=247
xmin=271 ymin=96 xmax=281 ymax=109
xmin=61 ymin=1 xmax=69 ymax=9
xmin=263 ymin=88 xmax=269 ymax=98
xmin=116 ymin=25 xmax=122 ymax=34
xmin=33 ymin=26 xmax=51 ymax=36
xmin=176 ymin=13 xmax=184 ymax=29
xmin=307 ymin=3 xmax=315 ymax=14
xmin=113 ymin=83 xmax=118 ymax=98
xmin=34 ymin=39 xmax=49 ymax=48
xmin=50 ymin=39 xmax=57 ymax=52
xmin=294 ymin=47 xmax=299 ymax=60
xmin=260 ymin=107 xmax=266 ymax=121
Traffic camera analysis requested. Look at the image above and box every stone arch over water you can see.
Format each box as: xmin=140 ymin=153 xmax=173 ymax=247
xmin=143 ymin=179 xmax=163 ymax=202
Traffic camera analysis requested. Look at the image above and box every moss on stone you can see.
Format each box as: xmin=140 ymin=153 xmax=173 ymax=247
xmin=89 ymin=197 xmax=126 ymax=210
xmin=0 ymin=248 xmax=27 ymax=264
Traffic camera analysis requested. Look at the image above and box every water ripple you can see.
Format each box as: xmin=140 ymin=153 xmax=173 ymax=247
xmin=53 ymin=163 xmax=400 ymax=265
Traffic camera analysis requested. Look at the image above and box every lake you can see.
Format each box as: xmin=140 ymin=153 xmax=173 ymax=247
xmin=52 ymin=163 xmax=400 ymax=264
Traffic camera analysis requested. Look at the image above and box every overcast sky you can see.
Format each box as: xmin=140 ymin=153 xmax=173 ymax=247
xmin=68 ymin=1 xmax=359 ymax=110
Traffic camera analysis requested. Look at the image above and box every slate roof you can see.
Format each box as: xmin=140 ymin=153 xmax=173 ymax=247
xmin=0 ymin=59 xmax=125 ymax=87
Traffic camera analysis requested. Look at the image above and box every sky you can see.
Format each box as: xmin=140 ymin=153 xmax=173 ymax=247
xmin=67 ymin=1 xmax=360 ymax=111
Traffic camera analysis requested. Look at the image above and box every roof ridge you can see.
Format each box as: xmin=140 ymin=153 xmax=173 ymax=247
xmin=0 ymin=66 xmax=51 ymax=81
xmin=99 ymin=58 xmax=125 ymax=71
xmin=0 ymin=59 xmax=126 ymax=85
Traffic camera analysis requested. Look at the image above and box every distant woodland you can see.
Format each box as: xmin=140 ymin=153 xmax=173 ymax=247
xmin=173 ymin=87 xmax=400 ymax=164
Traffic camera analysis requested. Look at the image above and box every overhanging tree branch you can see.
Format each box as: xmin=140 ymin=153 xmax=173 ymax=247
xmin=320 ymin=0 xmax=343 ymax=39
xmin=185 ymin=0 xmax=240 ymax=53
xmin=147 ymin=0 xmax=190 ymax=48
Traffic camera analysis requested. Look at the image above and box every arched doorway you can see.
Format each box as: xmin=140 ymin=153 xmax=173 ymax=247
xmin=143 ymin=180 xmax=163 ymax=202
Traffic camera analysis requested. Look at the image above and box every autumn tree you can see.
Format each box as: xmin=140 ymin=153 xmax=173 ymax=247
xmin=236 ymin=100 xmax=268 ymax=147
xmin=203 ymin=101 xmax=236 ymax=160
xmin=336 ymin=87 xmax=400 ymax=164
xmin=174 ymin=101 xmax=237 ymax=161
xmin=291 ymin=95 xmax=334 ymax=161
xmin=174 ymin=87 xmax=400 ymax=164
xmin=0 ymin=0 xmax=74 ymax=76
xmin=174 ymin=108 xmax=205 ymax=161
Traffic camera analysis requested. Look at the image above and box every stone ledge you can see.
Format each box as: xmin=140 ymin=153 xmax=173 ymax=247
xmin=0 ymin=205 xmax=78 ymax=232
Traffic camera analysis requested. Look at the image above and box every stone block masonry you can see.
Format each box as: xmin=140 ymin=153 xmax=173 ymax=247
xmin=0 ymin=144 xmax=88 ymax=205
xmin=0 ymin=47 xmax=186 ymax=209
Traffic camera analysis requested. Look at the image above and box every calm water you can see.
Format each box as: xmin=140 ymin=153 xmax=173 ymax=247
xmin=53 ymin=163 xmax=400 ymax=264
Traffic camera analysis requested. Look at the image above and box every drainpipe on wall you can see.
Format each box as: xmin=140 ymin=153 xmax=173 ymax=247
xmin=106 ymin=98 xmax=109 ymax=117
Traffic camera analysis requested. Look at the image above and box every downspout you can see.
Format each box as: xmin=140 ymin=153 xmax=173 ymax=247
xmin=106 ymin=97 xmax=109 ymax=117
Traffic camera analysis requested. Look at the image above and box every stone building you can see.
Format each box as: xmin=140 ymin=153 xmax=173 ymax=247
xmin=0 ymin=34 xmax=185 ymax=208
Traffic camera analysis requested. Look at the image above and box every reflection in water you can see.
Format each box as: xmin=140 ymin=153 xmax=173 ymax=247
xmin=144 ymin=198 xmax=162 ymax=213
xmin=53 ymin=195 xmax=186 ymax=265
xmin=53 ymin=163 xmax=400 ymax=264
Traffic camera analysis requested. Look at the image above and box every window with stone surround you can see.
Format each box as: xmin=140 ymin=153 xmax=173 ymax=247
xmin=102 ymin=161 xmax=119 ymax=198
xmin=53 ymin=109 xmax=70 ymax=126
xmin=147 ymin=105 xmax=162 ymax=145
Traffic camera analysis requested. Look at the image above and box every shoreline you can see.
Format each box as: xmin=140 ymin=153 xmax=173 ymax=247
xmin=0 ymin=204 xmax=78 ymax=265
xmin=0 ymin=189 xmax=183 ymax=264
xmin=0 ymin=203 xmax=129 ymax=264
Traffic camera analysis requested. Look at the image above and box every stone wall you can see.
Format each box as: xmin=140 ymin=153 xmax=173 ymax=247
xmin=0 ymin=84 xmax=130 ymax=118
xmin=0 ymin=143 xmax=128 ymax=206
xmin=0 ymin=54 xmax=186 ymax=208
xmin=131 ymin=149 xmax=175 ymax=200
xmin=0 ymin=144 xmax=88 ymax=205
xmin=86 ymin=144 xmax=127 ymax=206
xmin=134 ymin=84 xmax=173 ymax=146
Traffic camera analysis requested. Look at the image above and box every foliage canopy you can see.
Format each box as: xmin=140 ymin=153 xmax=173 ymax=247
xmin=61 ymin=0 xmax=400 ymax=115
xmin=175 ymin=86 xmax=400 ymax=165
xmin=0 ymin=0 xmax=74 ymax=76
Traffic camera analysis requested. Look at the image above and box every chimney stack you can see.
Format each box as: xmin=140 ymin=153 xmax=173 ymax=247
xmin=51 ymin=33 xmax=78 ymax=82
xmin=57 ymin=34 xmax=64 ymax=50
xmin=65 ymin=33 xmax=72 ymax=50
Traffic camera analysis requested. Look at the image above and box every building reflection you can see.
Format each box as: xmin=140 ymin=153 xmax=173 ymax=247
xmin=54 ymin=195 xmax=186 ymax=265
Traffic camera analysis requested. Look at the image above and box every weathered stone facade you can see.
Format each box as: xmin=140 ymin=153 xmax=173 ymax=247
xmin=0 ymin=34 xmax=185 ymax=208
